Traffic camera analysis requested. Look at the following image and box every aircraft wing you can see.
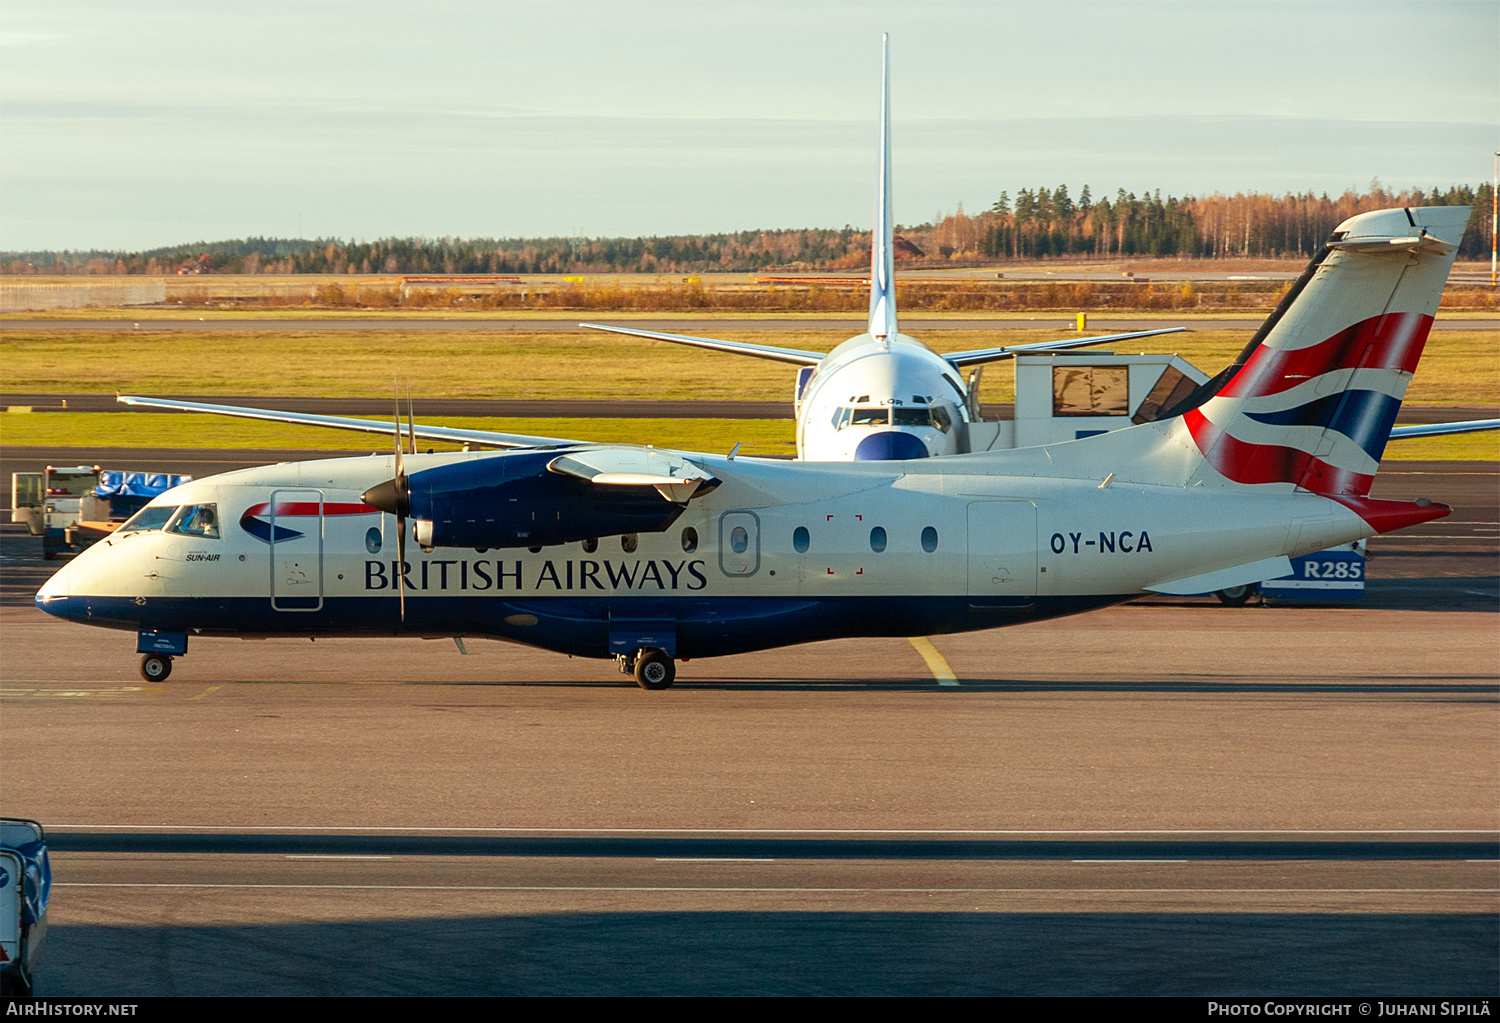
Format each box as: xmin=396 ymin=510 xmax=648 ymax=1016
xmin=116 ymin=395 xmax=580 ymax=449
xmin=1388 ymin=418 xmax=1500 ymax=440
xmin=942 ymin=327 xmax=1186 ymax=368
xmin=579 ymin=322 xmax=825 ymax=365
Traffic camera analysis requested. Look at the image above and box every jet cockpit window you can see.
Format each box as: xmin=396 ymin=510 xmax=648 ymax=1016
xmin=832 ymin=407 xmax=892 ymax=430
xmin=165 ymin=503 xmax=220 ymax=539
xmin=116 ymin=505 xmax=179 ymax=534
xmin=889 ymin=407 xmax=953 ymax=432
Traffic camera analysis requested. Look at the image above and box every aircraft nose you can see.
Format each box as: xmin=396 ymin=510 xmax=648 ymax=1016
xmin=854 ymin=431 xmax=929 ymax=461
xmin=34 ymin=560 xmax=73 ymax=618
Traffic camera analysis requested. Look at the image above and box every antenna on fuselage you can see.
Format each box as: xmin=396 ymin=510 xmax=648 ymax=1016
xmin=868 ymin=33 xmax=897 ymax=343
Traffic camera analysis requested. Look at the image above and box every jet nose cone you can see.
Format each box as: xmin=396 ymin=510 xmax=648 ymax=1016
xmin=854 ymin=431 xmax=929 ymax=461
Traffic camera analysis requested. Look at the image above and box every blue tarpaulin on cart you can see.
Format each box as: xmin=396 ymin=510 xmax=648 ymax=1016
xmin=3 ymin=841 xmax=50 ymax=925
xmin=95 ymin=471 xmax=191 ymax=499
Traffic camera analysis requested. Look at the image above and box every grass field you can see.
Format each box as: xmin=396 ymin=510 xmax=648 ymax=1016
xmin=1 ymin=411 xmax=1493 ymax=461
xmin=0 ymin=413 xmax=798 ymax=457
xmin=2 ymin=328 xmax=1495 ymax=406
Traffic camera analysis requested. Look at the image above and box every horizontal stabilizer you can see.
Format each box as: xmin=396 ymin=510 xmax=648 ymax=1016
xmin=580 ymin=323 xmax=824 ymax=365
xmin=1145 ymin=555 xmax=1292 ymax=595
xmin=942 ymin=328 xmax=1185 ymax=368
xmin=1328 ymin=230 xmax=1457 ymax=255
xmin=116 ymin=395 xmax=577 ymax=449
xmin=1388 ymin=418 xmax=1500 ymax=440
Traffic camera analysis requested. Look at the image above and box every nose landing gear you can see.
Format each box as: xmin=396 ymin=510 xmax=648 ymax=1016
xmin=616 ymin=648 xmax=676 ymax=690
xmin=139 ymin=653 xmax=173 ymax=682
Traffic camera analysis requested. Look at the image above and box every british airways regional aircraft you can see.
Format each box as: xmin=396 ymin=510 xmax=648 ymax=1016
xmin=37 ymin=197 xmax=1474 ymax=688
xmin=582 ymin=36 xmax=1183 ymax=461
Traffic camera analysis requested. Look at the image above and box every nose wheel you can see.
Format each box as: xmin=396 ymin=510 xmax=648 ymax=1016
xmin=140 ymin=653 xmax=173 ymax=682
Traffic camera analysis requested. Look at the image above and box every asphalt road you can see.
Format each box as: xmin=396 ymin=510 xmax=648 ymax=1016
xmin=3 ymin=455 xmax=1497 ymax=995
xmin=5 ymin=394 xmax=1499 ymax=427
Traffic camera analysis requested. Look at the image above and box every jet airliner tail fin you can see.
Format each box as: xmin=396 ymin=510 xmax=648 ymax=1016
xmin=1173 ymin=205 xmax=1470 ymax=497
xmin=868 ymin=33 xmax=897 ymax=341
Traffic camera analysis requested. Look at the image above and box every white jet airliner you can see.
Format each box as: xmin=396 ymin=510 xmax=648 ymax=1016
xmin=38 ymin=197 xmax=1476 ymax=688
xmin=582 ymin=36 xmax=1184 ymax=461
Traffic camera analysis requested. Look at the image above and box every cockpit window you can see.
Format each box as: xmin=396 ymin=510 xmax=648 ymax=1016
xmin=116 ymin=505 xmax=179 ymax=534
xmin=833 ymin=407 xmax=891 ymax=430
xmin=889 ymin=407 xmax=953 ymax=432
xmin=165 ymin=503 xmax=220 ymax=539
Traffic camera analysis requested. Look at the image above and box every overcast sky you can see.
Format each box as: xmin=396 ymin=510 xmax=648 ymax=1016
xmin=2 ymin=0 xmax=1496 ymax=251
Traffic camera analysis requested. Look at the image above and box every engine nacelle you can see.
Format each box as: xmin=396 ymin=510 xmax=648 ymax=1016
xmin=399 ymin=449 xmax=696 ymax=550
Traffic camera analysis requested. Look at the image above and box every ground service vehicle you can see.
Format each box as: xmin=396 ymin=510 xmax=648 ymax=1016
xmin=0 ymin=819 xmax=50 ymax=997
xmin=12 ymin=467 xmax=192 ymax=559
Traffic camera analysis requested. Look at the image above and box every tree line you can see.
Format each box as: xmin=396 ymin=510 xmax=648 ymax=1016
xmin=4 ymin=182 xmax=1492 ymax=275
xmin=965 ymin=182 xmax=1491 ymax=260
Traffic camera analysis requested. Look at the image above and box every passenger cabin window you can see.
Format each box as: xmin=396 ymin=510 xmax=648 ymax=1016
xmin=730 ymin=526 xmax=750 ymax=554
xmin=681 ymin=527 xmax=698 ymax=553
xmin=621 ymin=534 xmax=638 ymax=553
xmin=869 ymin=526 xmax=887 ymax=553
xmin=921 ymin=526 xmax=939 ymax=553
xmin=793 ymin=526 xmax=810 ymax=553
xmin=117 ymin=505 xmax=179 ymax=534
xmin=582 ymin=538 xmax=599 ymax=553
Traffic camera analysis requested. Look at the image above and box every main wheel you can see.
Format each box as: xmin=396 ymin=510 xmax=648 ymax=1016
xmin=1215 ymin=583 xmax=1256 ymax=607
xmin=633 ymin=649 xmax=675 ymax=690
xmin=140 ymin=653 xmax=173 ymax=682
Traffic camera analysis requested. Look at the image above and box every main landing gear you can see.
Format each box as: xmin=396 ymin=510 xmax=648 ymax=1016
xmin=140 ymin=653 xmax=173 ymax=682
xmin=1214 ymin=583 xmax=1259 ymax=607
xmin=616 ymin=647 xmax=676 ymax=690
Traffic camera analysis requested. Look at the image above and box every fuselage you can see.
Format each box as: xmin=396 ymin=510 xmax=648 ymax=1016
xmin=36 ymin=441 xmax=1378 ymax=661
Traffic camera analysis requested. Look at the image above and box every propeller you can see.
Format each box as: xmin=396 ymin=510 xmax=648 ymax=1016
xmin=360 ymin=380 xmax=413 ymax=621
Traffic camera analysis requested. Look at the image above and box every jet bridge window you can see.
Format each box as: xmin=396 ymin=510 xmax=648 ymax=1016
xmin=116 ymin=505 xmax=179 ymax=534
xmin=1132 ymin=366 xmax=1199 ymax=424
xmin=166 ymin=503 xmax=220 ymax=539
xmin=1053 ymin=366 xmax=1129 ymax=417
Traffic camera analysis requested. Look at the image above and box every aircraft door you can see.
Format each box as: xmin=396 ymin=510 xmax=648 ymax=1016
xmin=269 ymin=488 xmax=324 ymax=612
xmin=718 ymin=511 xmax=760 ymax=577
xmin=967 ymin=501 xmax=1037 ymax=600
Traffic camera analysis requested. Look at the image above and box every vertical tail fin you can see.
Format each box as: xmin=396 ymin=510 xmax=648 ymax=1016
xmin=868 ymin=33 xmax=897 ymax=341
xmin=1180 ymin=205 xmax=1469 ymax=496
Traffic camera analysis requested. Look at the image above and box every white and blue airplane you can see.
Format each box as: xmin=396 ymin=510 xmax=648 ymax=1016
xmin=583 ymin=36 xmax=1186 ymax=461
xmin=36 ymin=198 xmax=1476 ymax=688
